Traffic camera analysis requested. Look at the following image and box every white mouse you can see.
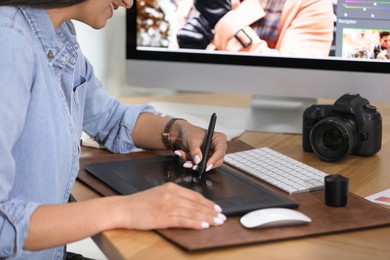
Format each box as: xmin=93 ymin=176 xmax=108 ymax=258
xmin=240 ymin=208 xmax=312 ymax=229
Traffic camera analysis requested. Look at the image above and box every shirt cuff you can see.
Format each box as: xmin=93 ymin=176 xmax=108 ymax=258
xmin=0 ymin=199 xmax=40 ymax=258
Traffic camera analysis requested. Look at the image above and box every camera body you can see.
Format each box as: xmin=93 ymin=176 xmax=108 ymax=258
xmin=302 ymin=94 xmax=382 ymax=162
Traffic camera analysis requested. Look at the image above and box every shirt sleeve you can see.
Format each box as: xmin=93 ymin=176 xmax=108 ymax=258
xmin=0 ymin=29 xmax=41 ymax=258
xmin=81 ymin=56 xmax=156 ymax=154
xmin=277 ymin=0 xmax=334 ymax=57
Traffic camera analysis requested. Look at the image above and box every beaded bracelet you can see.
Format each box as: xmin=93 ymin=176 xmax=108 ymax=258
xmin=161 ymin=118 xmax=186 ymax=150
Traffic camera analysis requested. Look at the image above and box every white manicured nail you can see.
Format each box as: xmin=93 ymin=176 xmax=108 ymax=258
xmin=174 ymin=150 xmax=182 ymax=157
xmin=218 ymin=213 xmax=227 ymax=222
xmin=183 ymin=162 xmax=193 ymax=168
xmin=192 ymin=165 xmax=198 ymax=170
xmin=201 ymin=221 xmax=210 ymax=229
xmin=214 ymin=217 xmax=224 ymax=225
xmin=194 ymin=155 xmax=201 ymax=164
xmin=206 ymin=164 xmax=213 ymax=172
xmin=214 ymin=204 xmax=222 ymax=212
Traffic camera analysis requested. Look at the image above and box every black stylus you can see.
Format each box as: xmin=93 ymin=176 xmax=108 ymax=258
xmin=198 ymin=113 xmax=217 ymax=178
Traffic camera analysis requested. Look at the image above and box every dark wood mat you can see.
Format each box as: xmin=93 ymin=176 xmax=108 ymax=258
xmin=77 ymin=140 xmax=390 ymax=252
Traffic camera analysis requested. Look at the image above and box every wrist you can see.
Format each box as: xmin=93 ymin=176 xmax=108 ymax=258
xmin=94 ymin=196 xmax=126 ymax=231
xmin=161 ymin=118 xmax=186 ymax=150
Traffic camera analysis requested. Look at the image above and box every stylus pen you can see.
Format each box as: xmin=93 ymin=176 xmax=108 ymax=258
xmin=198 ymin=113 xmax=217 ymax=178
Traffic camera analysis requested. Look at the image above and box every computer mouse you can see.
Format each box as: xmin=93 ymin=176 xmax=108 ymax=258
xmin=240 ymin=208 xmax=312 ymax=229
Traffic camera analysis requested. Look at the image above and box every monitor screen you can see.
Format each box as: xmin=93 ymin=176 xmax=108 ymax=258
xmin=126 ymin=1 xmax=390 ymax=71
xmin=124 ymin=0 xmax=390 ymax=132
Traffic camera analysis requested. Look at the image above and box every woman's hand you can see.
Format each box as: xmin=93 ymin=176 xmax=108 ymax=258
xmin=172 ymin=120 xmax=228 ymax=172
xmin=132 ymin=113 xmax=228 ymax=172
xmin=116 ymin=183 xmax=226 ymax=230
xmin=24 ymin=182 xmax=226 ymax=250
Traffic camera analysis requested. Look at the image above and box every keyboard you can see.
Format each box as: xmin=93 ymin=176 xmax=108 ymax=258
xmin=224 ymin=147 xmax=328 ymax=194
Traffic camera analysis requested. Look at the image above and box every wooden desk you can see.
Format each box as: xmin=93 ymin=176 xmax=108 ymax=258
xmin=72 ymin=93 xmax=390 ymax=260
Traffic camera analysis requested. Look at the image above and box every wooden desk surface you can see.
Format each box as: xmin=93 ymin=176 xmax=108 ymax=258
xmin=72 ymin=93 xmax=390 ymax=260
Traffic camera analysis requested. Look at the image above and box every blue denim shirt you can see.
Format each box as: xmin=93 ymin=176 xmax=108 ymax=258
xmin=0 ymin=6 xmax=154 ymax=259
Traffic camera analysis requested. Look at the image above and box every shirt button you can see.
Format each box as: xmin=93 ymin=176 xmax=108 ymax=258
xmin=47 ymin=50 xmax=54 ymax=60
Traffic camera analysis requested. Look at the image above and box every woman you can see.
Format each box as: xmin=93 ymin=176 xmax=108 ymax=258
xmin=0 ymin=0 xmax=228 ymax=259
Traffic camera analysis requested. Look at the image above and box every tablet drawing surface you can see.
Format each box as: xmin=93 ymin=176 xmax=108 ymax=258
xmin=85 ymin=156 xmax=298 ymax=216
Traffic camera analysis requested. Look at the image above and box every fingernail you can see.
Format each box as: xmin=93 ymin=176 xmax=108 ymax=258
xmin=201 ymin=221 xmax=210 ymax=229
xmin=214 ymin=217 xmax=224 ymax=225
xmin=214 ymin=204 xmax=222 ymax=212
xmin=174 ymin=150 xmax=181 ymax=157
xmin=183 ymin=162 xmax=193 ymax=168
xmin=213 ymin=214 xmax=227 ymax=226
xmin=194 ymin=155 xmax=201 ymax=164
xmin=206 ymin=164 xmax=213 ymax=172
xmin=192 ymin=165 xmax=198 ymax=170
xmin=218 ymin=213 xmax=227 ymax=222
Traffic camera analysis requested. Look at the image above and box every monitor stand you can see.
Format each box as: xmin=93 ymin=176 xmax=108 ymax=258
xmin=245 ymin=96 xmax=317 ymax=134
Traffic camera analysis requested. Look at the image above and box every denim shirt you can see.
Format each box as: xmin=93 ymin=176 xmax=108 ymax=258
xmin=0 ymin=6 xmax=154 ymax=259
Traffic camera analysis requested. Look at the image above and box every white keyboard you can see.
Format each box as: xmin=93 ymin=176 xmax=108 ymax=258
xmin=224 ymin=147 xmax=328 ymax=194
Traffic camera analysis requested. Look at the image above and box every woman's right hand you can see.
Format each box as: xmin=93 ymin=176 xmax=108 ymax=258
xmin=114 ymin=183 xmax=226 ymax=230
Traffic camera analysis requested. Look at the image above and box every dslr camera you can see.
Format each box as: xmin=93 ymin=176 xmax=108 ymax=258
xmin=302 ymin=94 xmax=382 ymax=162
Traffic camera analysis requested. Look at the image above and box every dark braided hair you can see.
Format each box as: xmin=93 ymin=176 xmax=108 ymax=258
xmin=0 ymin=0 xmax=86 ymax=8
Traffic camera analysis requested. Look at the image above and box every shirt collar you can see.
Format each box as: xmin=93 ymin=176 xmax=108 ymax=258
xmin=20 ymin=7 xmax=59 ymax=57
xmin=19 ymin=7 xmax=79 ymax=68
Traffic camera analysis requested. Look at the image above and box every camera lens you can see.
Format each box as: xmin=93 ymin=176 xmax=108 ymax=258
xmin=309 ymin=117 xmax=357 ymax=162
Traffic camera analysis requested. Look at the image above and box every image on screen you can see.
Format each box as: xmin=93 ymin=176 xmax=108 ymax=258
xmin=128 ymin=0 xmax=390 ymax=64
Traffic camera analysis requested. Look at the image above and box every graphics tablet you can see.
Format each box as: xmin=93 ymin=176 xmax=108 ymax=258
xmin=85 ymin=156 xmax=299 ymax=216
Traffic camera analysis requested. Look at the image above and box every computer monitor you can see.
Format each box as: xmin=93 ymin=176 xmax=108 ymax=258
xmin=125 ymin=1 xmax=390 ymax=133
